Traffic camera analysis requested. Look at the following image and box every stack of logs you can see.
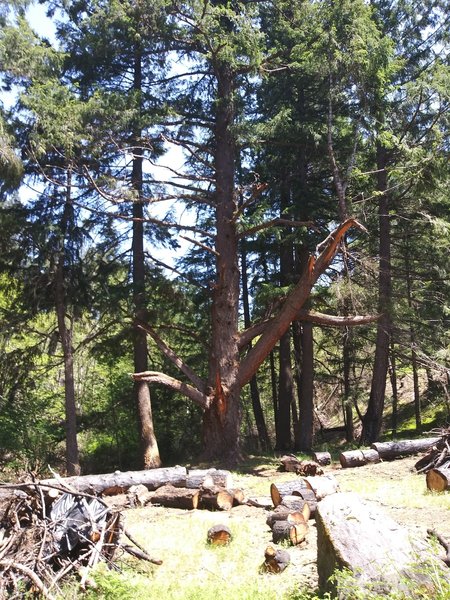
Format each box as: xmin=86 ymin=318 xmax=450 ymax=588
xmin=266 ymin=475 xmax=339 ymax=547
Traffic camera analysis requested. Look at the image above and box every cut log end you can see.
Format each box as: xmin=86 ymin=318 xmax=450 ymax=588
xmin=207 ymin=524 xmax=232 ymax=545
xmin=426 ymin=468 xmax=450 ymax=493
xmin=262 ymin=545 xmax=290 ymax=573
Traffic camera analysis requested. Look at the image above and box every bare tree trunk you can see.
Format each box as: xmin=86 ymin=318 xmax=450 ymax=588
xmin=361 ymin=144 xmax=392 ymax=444
xmin=298 ymin=321 xmax=314 ymax=451
xmin=276 ymin=330 xmax=293 ymax=450
xmin=55 ymin=169 xmax=80 ymax=476
xmin=132 ymin=46 xmax=161 ymax=469
xmin=241 ymin=241 xmax=271 ymax=451
xmin=389 ymin=344 xmax=399 ymax=436
xmin=201 ymin=60 xmax=242 ymax=463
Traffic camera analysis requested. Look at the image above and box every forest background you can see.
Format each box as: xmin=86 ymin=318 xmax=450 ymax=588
xmin=0 ymin=0 xmax=449 ymax=477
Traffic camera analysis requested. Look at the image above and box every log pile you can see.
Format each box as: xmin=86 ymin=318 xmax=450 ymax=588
xmin=0 ymin=484 xmax=160 ymax=599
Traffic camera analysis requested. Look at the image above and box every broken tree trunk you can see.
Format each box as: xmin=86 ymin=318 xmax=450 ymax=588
xmin=371 ymin=437 xmax=440 ymax=460
xmin=28 ymin=466 xmax=188 ymax=496
xmin=150 ymin=485 xmax=200 ymax=509
xmin=316 ymin=492 xmax=446 ymax=597
xmin=426 ymin=468 xmax=450 ymax=492
xmin=207 ymin=524 xmax=232 ymax=545
xmin=262 ymin=545 xmax=290 ymax=573
xmin=339 ymin=448 xmax=380 ymax=468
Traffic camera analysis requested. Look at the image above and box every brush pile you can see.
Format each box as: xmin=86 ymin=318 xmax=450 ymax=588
xmin=0 ymin=482 xmax=158 ymax=599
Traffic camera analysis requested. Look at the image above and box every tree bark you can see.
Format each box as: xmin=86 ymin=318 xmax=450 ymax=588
xmin=55 ymin=169 xmax=80 ymax=476
xmin=241 ymin=239 xmax=271 ymax=451
xmin=131 ymin=45 xmax=160 ymax=469
xmin=201 ymin=59 xmax=241 ymax=463
xmin=361 ymin=144 xmax=392 ymax=444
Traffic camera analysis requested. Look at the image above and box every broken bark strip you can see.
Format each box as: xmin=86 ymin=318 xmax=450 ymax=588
xmin=20 ymin=466 xmax=188 ymax=496
xmin=339 ymin=448 xmax=380 ymax=468
xmin=371 ymin=437 xmax=440 ymax=460
xmin=316 ymin=492 xmax=446 ymax=597
xmin=150 ymin=485 xmax=200 ymax=509
xmin=271 ymin=519 xmax=308 ymax=545
xmin=207 ymin=524 xmax=232 ymax=545
xmin=262 ymin=545 xmax=290 ymax=573
xmin=426 ymin=468 xmax=450 ymax=492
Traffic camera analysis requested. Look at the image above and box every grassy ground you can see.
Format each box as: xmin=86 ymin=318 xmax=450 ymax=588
xmin=56 ymin=454 xmax=450 ymax=600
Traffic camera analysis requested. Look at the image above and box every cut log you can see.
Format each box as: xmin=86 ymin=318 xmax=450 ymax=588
xmin=312 ymin=451 xmax=332 ymax=466
xmin=316 ymin=492 xmax=446 ymax=597
xmin=272 ymin=519 xmax=308 ymax=545
xmin=266 ymin=506 xmax=309 ymax=529
xmin=127 ymin=484 xmax=154 ymax=507
xmin=294 ymin=488 xmax=317 ymax=517
xmin=426 ymin=467 xmax=450 ymax=492
xmin=151 ymin=485 xmax=200 ymax=510
xmin=229 ymin=488 xmax=246 ymax=506
xmin=279 ymin=455 xmax=323 ymax=476
xmin=339 ymin=448 xmax=380 ymax=469
xmin=199 ymin=487 xmax=234 ymax=511
xmin=31 ymin=466 xmax=188 ymax=496
xmin=371 ymin=437 xmax=440 ymax=460
xmin=304 ymin=475 xmax=339 ymax=500
xmin=262 ymin=545 xmax=290 ymax=573
xmin=186 ymin=469 xmax=234 ymax=490
xmin=270 ymin=481 xmax=308 ymax=507
xmin=207 ymin=524 xmax=232 ymax=545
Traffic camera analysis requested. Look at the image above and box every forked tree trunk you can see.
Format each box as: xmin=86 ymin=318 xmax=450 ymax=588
xmin=132 ymin=46 xmax=160 ymax=469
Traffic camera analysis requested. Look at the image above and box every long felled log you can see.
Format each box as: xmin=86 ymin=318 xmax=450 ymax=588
xmin=27 ymin=466 xmax=188 ymax=496
xmin=426 ymin=467 xmax=450 ymax=492
xmin=150 ymin=485 xmax=200 ymax=509
xmin=339 ymin=448 xmax=380 ymax=469
xmin=186 ymin=469 xmax=234 ymax=490
xmin=316 ymin=492 xmax=446 ymax=597
xmin=371 ymin=437 xmax=440 ymax=460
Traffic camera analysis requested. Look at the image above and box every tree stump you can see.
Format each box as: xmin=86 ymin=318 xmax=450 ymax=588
xmin=316 ymin=492 xmax=446 ymax=597
xmin=207 ymin=524 xmax=232 ymax=545
xmin=150 ymin=485 xmax=200 ymax=509
xmin=262 ymin=545 xmax=290 ymax=573
xmin=426 ymin=467 xmax=450 ymax=492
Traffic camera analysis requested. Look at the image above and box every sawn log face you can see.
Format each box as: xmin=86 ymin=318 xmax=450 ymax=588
xmin=316 ymin=492 xmax=446 ymax=597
